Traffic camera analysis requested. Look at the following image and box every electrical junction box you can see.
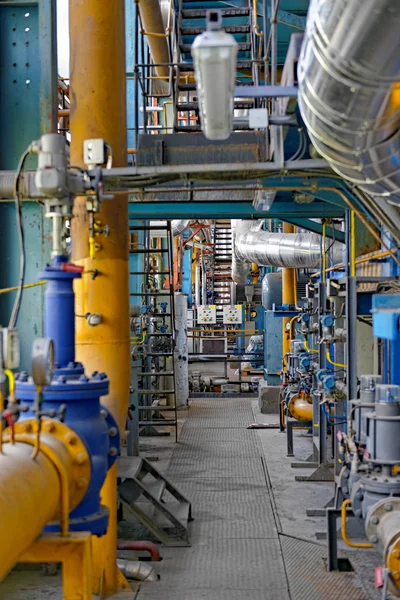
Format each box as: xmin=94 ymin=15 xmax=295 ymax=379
xmin=249 ymin=108 xmax=269 ymax=130
xmin=197 ymin=305 xmax=217 ymax=324
xmin=223 ymin=305 xmax=243 ymax=324
xmin=83 ymin=139 xmax=106 ymax=166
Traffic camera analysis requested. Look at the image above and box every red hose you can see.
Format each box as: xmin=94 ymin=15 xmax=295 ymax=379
xmin=117 ymin=540 xmax=161 ymax=562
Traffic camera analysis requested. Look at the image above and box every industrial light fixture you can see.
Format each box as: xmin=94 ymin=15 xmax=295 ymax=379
xmin=191 ymin=9 xmax=238 ymax=141
xmin=252 ymin=189 xmax=277 ymax=211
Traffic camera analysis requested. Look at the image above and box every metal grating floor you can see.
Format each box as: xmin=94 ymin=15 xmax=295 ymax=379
xmin=136 ymin=398 xmax=372 ymax=600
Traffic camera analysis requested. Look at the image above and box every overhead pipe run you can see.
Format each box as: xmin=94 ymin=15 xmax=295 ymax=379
xmin=298 ymin=0 xmax=400 ymax=204
xmin=137 ymin=0 xmax=171 ymax=79
xmin=232 ymin=220 xmax=343 ymax=283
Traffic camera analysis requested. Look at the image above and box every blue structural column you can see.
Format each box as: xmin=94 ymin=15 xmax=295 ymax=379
xmin=0 ymin=1 xmax=55 ymax=369
xmin=181 ymin=230 xmax=193 ymax=306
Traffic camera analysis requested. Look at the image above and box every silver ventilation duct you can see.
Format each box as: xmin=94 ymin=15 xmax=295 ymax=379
xmin=172 ymin=220 xmax=191 ymax=236
xmin=232 ymin=220 xmax=344 ymax=284
xmin=149 ymin=220 xmax=191 ymax=236
xmin=298 ymin=0 xmax=400 ymax=204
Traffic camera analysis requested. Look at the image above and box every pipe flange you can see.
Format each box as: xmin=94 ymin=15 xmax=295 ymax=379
xmin=362 ymin=473 xmax=400 ymax=496
xmin=350 ymin=479 xmax=364 ymax=520
xmin=365 ymin=497 xmax=400 ymax=593
xmin=3 ymin=418 xmax=91 ymax=511
xmin=365 ymin=496 xmax=400 ymax=546
xmin=338 ymin=466 xmax=351 ymax=499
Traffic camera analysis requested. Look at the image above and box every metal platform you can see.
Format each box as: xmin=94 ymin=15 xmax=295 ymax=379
xmin=137 ymin=397 xmax=372 ymax=599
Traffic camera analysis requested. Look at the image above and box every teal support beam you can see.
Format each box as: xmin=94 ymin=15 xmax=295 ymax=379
xmin=0 ymin=0 xmax=56 ymax=369
xmin=282 ymin=218 xmax=346 ymax=244
xmin=129 ymin=201 xmax=344 ymax=220
xmin=262 ymin=5 xmax=306 ymax=30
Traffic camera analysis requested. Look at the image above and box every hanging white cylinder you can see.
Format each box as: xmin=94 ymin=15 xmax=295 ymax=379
xmin=174 ymin=293 xmax=189 ymax=408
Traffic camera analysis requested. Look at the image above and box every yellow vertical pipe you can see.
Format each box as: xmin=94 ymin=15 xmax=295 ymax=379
xmin=251 ymin=262 xmax=259 ymax=284
xmin=282 ymin=223 xmax=296 ymax=360
xmin=69 ymin=1 xmax=129 ymax=595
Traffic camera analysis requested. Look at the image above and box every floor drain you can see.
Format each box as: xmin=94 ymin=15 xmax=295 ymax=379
xmin=323 ymin=557 xmax=354 ymax=572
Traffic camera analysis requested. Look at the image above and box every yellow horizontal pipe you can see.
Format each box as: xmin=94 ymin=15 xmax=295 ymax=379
xmin=0 ymin=419 xmax=90 ymax=581
xmin=0 ymin=442 xmax=62 ymax=580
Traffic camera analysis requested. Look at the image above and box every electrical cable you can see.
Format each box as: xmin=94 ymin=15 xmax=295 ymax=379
xmin=9 ymin=146 xmax=31 ymax=329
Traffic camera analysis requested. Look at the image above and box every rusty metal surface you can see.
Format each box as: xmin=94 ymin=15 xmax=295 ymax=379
xmin=136 ymin=132 xmax=267 ymax=166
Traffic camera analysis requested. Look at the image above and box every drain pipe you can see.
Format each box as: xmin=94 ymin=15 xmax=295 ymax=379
xmin=298 ymin=0 xmax=400 ymax=204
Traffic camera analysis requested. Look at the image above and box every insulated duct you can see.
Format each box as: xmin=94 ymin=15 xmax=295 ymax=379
xmin=232 ymin=220 xmax=343 ymax=283
xmin=137 ymin=0 xmax=170 ymax=79
xmin=298 ymin=0 xmax=400 ymax=204
xmin=172 ymin=220 xmax=191 ymax=236
xmin=149 ymin=220 xmax=191 ymax=236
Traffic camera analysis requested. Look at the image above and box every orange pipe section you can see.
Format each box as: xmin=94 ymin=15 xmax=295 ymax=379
xmin=69 ymin=1 xmax=129 ymax=595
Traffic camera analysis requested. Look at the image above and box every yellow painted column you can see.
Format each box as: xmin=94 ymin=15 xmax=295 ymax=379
xmin=69 ymin=1 xmax=129 ymax=595
xmin=282 ymin=223 xmax=296 ymax=359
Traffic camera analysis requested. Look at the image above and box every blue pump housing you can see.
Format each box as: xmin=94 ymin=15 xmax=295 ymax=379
xmin=15 ymin=258 xmax=120 ymax=536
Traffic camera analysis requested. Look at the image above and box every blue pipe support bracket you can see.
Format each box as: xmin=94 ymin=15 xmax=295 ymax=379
xmin=15 ymin=258 xmax=120 ymax=536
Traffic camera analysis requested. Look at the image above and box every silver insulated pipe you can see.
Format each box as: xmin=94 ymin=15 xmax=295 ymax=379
xmin=298 ymin=0 xmax=400 ymax=203
xmin=232 ymin=220 xmax=343 ymax=284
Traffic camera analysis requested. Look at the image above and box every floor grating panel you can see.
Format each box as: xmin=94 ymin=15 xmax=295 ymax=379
xmin=136 ymin=396 xmax=371 ymax=600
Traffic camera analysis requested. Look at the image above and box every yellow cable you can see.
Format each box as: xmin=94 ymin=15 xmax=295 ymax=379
xmin=131 ymin=330 xmax=146 ymax=345
xmin=341 ymin=499 xmax=372 ymax=548
xmin=4 ymin=370 xmax=15 ymax=400
xmin=289 ymin=315 xmax=300 ymax=340
xmin=0 ymin=281 xmax=46 ymax=295
xmin=326 ymin=350 xmax=346 ymax=369
xmin=304 ymin=339 xmax=318 ymax=354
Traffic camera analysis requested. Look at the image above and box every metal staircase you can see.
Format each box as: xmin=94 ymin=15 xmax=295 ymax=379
xmin=212 ymin=219 xmax=233 ymax=305
xmin=129 ymin=222 xmax=178 ymax=441
xmin=174 ymin=0 xmax=259 ymax=132
xmin=118 ymin=456 xmax=192 ymax=546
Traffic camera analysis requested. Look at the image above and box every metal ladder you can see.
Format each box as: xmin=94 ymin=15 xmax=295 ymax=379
xmin=173 ymin=0 xmax=258 ymax=132
xmin=129 ymin=222 xmax=178 ymax=441
xmin=212 ymin=219 xmax=233 ymax=306
xmin=118 ymin=455 xmax=192 ymax=546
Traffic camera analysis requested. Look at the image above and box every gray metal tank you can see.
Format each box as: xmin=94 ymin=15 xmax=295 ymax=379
xmin=262 ymin=273 xmax=282 ymax=310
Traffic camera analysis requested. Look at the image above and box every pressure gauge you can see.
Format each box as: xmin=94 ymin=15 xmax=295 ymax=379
xmin=31 ymin=338 xmax=55 ymax=386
